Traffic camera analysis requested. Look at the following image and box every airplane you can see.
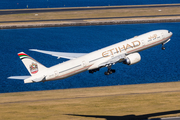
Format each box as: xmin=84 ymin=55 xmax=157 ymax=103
xmin=8 ymin=30 xmax=172 ymax=83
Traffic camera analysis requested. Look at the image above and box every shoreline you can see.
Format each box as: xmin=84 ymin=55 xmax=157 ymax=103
xmin=1 ymin=18 xmax=180 ymax=29
xmin=0 ymin=4 xmax=180 ymax=29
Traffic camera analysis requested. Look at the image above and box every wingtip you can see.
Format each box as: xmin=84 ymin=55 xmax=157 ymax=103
xmin=29 ymin=49 xmax=36 ymax=51
xmin=7 ymin=76 xmax=12 ymax=79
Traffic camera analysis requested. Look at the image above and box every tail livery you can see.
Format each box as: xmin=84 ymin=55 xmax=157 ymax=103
xmin=8 ymin=52 xmax=47 ymax=83
xmin=18 ymin=52 xmax=47 ymax=76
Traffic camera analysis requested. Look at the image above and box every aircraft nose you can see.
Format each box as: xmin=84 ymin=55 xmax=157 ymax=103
xmin=168 ymin=30 xmax=173 ymax=36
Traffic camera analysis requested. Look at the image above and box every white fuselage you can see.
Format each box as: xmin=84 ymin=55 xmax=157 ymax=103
xmin=24 ymin=30 xmax=172 ymax=83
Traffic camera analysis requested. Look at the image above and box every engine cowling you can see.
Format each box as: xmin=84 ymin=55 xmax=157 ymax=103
xmin=123 ymin=53 xmax=141 ymax=65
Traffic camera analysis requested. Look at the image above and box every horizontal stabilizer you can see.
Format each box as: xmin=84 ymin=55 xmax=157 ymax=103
xmin=8 ymin=76 xmax=30 ymax=80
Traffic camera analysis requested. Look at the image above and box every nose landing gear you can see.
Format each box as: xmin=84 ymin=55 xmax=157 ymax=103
xmin=162 ymin=43 xmax=165 ymax=50
xmin=161 ymin=38 xmax=171 ymax=50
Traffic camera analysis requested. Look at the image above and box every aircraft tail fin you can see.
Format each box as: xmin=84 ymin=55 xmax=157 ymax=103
xmin=18 ymin=52 xmax=47 ymax=76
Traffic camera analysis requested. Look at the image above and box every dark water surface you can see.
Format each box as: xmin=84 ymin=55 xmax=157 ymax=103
xmin=0 ymin=23 xmax=180 ymax=93
xmin=0 ymin=0 xmax=180 ymax=9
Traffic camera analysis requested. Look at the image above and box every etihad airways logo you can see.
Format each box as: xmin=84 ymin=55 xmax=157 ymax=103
xmin=102 ymin=40 xmax=141 ymax=57
xmin=148 ymin=34 xmax=157 ymax=40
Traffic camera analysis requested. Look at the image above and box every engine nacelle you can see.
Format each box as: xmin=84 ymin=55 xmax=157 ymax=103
xmin=123 ymin=53 xmax=141 ymax=65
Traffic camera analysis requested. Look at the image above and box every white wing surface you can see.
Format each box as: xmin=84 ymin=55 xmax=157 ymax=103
xmin=8 ymin=76 xmax=30 ymax=80
xmin=99 ymin=53 xmax=126 ymax=67
xmin=29 ymin=49 xmax=87 ymax=60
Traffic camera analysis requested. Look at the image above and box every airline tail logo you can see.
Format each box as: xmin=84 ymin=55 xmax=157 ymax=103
xmin=30 ymin=63 xmax=38 ymax=74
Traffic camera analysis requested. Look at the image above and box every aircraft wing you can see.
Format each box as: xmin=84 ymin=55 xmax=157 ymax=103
xmin=29 ymin=49 xmax=87 ymax=60
xmin=99 ymin=53 xmax=126 ymax=67
xmin=8 ymin=76 xmax=30 ymax=80
xmin=88 ymin=53 xmax=126 ymax=70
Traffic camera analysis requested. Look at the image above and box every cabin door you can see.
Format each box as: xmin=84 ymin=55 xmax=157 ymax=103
xmin=141 ymin=40 xmax=146 ymax=46
xmin=82 ymin=61 xmax=86 ymax=67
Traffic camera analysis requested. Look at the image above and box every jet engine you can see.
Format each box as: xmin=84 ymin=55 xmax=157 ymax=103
xmin=123 ymin=53 xmax=141 ymax=65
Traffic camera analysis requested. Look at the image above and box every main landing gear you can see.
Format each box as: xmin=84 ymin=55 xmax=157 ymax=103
xmin=104 ymin=69 xmax=115 ymax=75
xmin=104 ymin=65 xmax=115 ymax=75
xmin=89 ymin=68 xmax=99 ymax=74
xmin=89 ymin=65 xmax=116 ymax=75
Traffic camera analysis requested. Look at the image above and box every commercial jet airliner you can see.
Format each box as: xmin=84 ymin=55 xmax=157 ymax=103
xmin=8 ymin=30 xmax=172 ymax=83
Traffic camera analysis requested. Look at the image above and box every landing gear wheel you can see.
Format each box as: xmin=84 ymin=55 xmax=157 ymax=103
xmin=104 ymin=64 xmax=116 ymax=75
xmin=109 ymin=70 xmax=113 ymax=74
xmin=104 ymin=69 xmax=116 ymax=75
xmin=162 ymin=47 xmax=165 ymax=50
xmin=104 ymin=72 xmax=110 ymax=75
xmin=111 ymin=69 xmax=116 ymax=73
